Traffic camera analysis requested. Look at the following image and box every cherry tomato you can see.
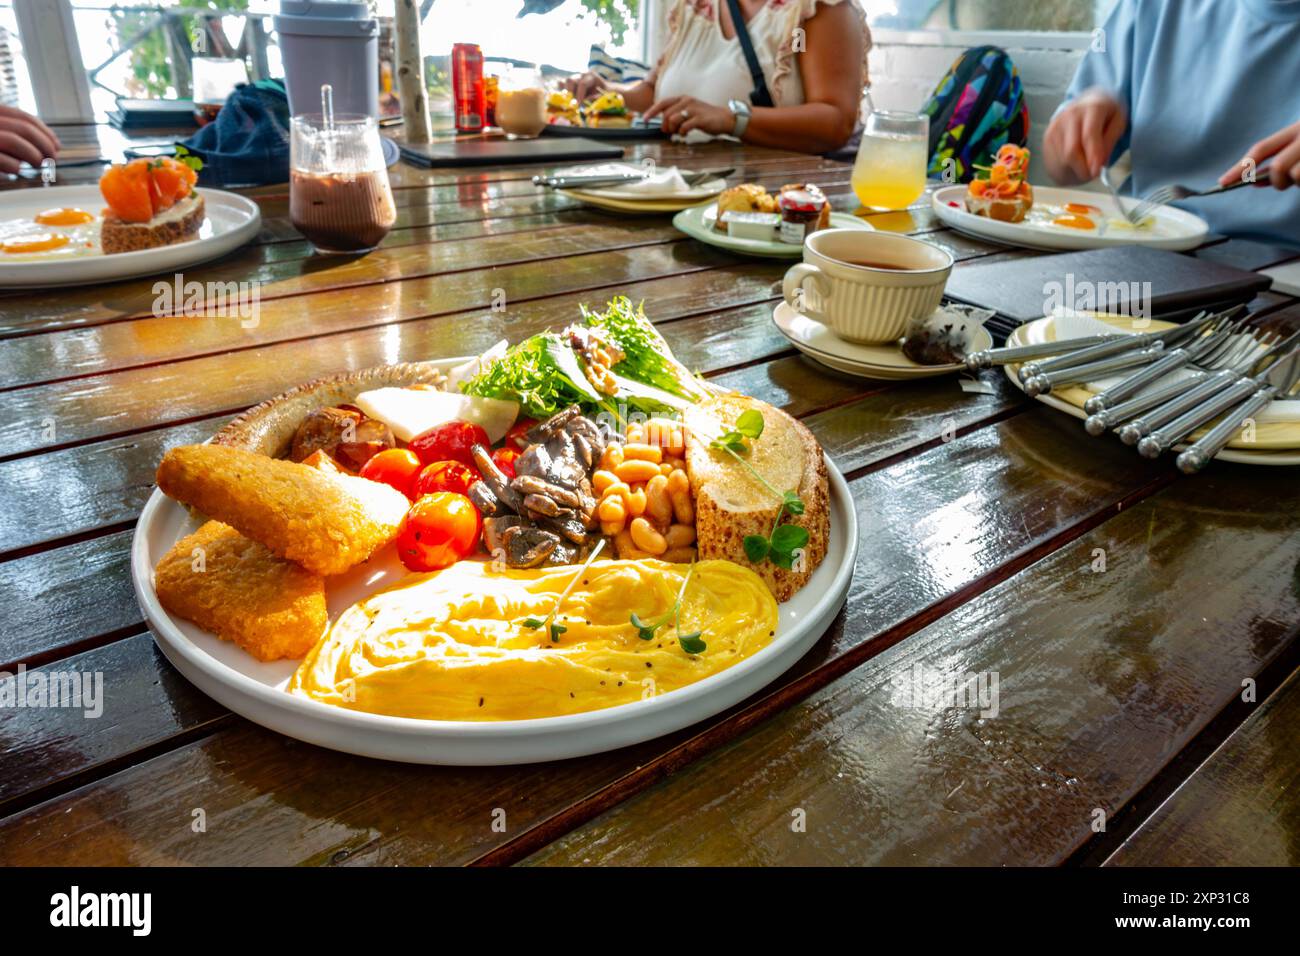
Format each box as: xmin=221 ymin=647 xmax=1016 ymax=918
xmin=409 ymin=419 xmax=489 ymax=467
xmin=396 ymin=492 xmax=482 ymax=572
xmin=412 ymin=459 xmax=479 ymax=498
xmin=504 ymin=418 xmax=538 ymax=451
xmin=358 ymin=448 xmax=422 ymax=498
xmin=491 ymin=445 xmax=522 ymax=479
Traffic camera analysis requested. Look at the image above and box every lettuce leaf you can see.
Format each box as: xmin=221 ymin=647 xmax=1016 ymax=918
xmin=581 ymin=297 xmax=707 ymax=403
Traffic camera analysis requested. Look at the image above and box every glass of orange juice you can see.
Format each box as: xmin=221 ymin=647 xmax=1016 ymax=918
xmin=851 ymin=110 xmax=929 ymax=211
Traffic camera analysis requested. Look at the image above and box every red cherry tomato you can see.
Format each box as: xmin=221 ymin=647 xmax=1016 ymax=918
xmin=412 ymin=459 xmax=479 ymax=498
xmin=409 ymin=419 xmax=490 ymax=467
xmin=358 ymin=448 xmax=423 ymax=499
xmin=504 ymin=418 xmax=537 ymax=450
xmin=396 ymin=492 xmax=482 ymax=572
xmin=491 ymin=446 xmax=522 ymax=479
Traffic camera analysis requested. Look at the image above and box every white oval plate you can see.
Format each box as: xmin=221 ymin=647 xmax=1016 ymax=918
xmin=772 ymin=301 xmax=992 ymax=380
xmin=673 ymin=203 xmax=872 ymax=259
xmin=0 ymin=184 xmax=261 ymax=288
xmin=130 ymin=367 xmax=858 ymax=765
xmin=1005 ymin=316 xmax=1300 ymax=465
xmin=931 ymin=184 xmax=1208 ymax=252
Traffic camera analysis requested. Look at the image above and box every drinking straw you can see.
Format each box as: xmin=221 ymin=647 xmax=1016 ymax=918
xmin=321 ymin=83 xmax=334 ymax=166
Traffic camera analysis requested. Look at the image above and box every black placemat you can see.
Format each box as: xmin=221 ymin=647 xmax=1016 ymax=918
xmin=397 ymin=135 xmax=624 ymax=168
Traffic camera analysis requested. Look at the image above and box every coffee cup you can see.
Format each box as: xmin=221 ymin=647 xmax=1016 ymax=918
xmin=782 ymin=230 xmax=953 ymax=344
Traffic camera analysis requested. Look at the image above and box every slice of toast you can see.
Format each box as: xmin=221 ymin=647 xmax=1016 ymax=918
xmin=101 ymin=192 xmax=205 ymax=254
xmin=683 ymin=395 xmax=830 ymax=601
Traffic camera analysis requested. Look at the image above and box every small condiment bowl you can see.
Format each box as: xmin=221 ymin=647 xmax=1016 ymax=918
xmin=782 ymin=230 xmax=954 ymax=344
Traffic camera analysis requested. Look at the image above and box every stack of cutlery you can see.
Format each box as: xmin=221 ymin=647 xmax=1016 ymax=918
xmin=965 ymin=307 xmax=1300 ymax=473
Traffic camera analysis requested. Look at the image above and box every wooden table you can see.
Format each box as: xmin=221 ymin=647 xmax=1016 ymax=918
xmin=2 ymin=127 xmax=1298 ymax=868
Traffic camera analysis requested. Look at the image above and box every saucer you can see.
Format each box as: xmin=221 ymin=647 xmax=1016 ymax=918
xmin=771 ymin=301 xmax=992 ymax=380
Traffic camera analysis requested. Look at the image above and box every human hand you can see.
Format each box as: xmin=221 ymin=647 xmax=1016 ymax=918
xmin=644 ymin=96 xmax=735 ymax=138
xmin=1219 ymin=120 xmax=1300 ymax=190
xmin=1043 ymin=89 xmax=1126 ymax=182
xmin=560 ymin=71 xmax=609 ymax=104
xmin=0 ymin=105 xmax=61 ymax=175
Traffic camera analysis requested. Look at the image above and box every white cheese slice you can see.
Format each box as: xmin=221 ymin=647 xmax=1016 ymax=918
xmin=354 ymin=387 xmax=519 ymax=443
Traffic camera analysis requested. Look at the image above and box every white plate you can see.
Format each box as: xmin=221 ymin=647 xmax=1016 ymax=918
xmin=772 ymin=301 xmax=992 ymax=380
xmin=575 ymin=177 xmax=726 ymax=202
xmin=1005 ymin=316 xmax=1300 ymax=466
xmin=931 ymin=184 xmax=1209 ymax=252
xmin=0 ymin=184 xmax=261 ymax=288
xmin=673 ymin=203 xmax=873 ymax=259
xmin=130 ymin=362 xmax=859 ymax=765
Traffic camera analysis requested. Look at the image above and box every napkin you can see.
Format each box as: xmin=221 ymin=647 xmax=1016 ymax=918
xmin=1051 ymin=309 xmax=1299 ymax=424
xmin=557 ymin=162 xmax=696 ymax=198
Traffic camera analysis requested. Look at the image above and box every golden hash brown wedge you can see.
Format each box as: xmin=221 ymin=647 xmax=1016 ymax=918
xmin=154 ymin=521 xmax=327 ymax=661
xmin=156 ymin=443 xmax=409 ymax=576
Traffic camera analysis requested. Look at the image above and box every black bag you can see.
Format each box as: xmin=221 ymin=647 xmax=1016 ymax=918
xmin=725 ymin=0 xmax=774 ymax=107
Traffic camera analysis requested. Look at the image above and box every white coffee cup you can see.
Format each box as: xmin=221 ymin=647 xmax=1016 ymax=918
xmin=782 ymin=230 xmax=954 ymax=344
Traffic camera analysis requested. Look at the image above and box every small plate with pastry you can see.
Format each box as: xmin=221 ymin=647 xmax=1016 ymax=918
xmin=0 ymin=154 xmax=261 ymax=288
xmin=674 ymin=182 xmax=872 ymax=258
xmin=932 ymin=144 xmax=1208 ymax=252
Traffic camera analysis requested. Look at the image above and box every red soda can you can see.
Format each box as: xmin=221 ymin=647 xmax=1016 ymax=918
xmin=451 ymin=42 xmax=485 ymax=132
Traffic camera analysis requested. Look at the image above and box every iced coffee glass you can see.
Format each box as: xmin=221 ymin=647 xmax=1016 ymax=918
xmin=290 ymin=113 xmax=396 ymax=254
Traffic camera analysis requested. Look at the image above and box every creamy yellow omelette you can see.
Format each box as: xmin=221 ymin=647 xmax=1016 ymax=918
xmin=289 ymin=558 xmax=778 ymax=720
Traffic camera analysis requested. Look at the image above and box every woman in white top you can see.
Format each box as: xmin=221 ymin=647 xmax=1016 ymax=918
xmin=563 ymin=0 xmax=871 ymax=154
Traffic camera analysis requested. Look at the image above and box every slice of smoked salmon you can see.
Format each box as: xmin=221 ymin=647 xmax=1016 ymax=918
xmin=99 ymin=160 xmax=154 ymax=223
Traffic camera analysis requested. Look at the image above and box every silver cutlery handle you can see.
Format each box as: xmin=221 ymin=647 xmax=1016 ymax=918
xmin=1137 ymin=377 xmax=1260 ymax=458
xmin=1021 ymin=333 xmax=1151 ymax=379
xmin=1023 ymin=348 xmax=1163 ymax=397
xmin=1175 ymin=386 xmax=1275 ymax=473
xmin=1083 ymin=370 xmax=1206 ymax=436
xmin=1082 ymin=347 xmax=1191 ymax=414
xmin=1114 ymin=371 xmax=1237 ymax=444
xmin=965 ymin=334 xmax=1121 ymax=372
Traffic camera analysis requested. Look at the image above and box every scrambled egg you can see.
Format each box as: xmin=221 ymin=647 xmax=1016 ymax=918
xmin=289 ymin=559 xmax=778 ymax=721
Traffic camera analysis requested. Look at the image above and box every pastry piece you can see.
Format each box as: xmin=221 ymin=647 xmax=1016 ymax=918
xmin=154 ymin=520 xmax=326 ymax=661
xmin=156 ymin=443 xmax=410 ymax=576
xmin=714 ymin=183 xmax=778 ymax=231
xmin=683 ymin=395 xmax=829 ymax=601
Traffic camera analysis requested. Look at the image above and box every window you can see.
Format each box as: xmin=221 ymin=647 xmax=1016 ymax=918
xmin=866 ymin=0 xmax=1116 ymax=33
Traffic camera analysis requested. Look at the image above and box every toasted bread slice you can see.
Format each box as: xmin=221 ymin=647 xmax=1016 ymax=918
xmin=156 ymin=443 xmax=409 ymax=576
xmin=101 ymin=192 xmax=205 ymax=254
xmin=683 ymin=395 xmax=829 ymax=601
xmin=964 ymin=185 xmax=1033 ymax=223
xmin=154 ymin=520 xmax=327 ymax=661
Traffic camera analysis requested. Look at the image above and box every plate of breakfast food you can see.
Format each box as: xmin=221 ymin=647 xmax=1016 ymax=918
xmin=931 ymin=145 xmax=1209 ymax=252
xmin=132 ymin=296 xmax=857 ymax=764
xmin=674 ymin=182 xmax=872 ymax=258
xmin=0 ymin=154 xmax=261 ymax=288
xmin=541 ymin=90 xmax=664 ymax=139
xmin=774 ymin=300 xmax=994 ymax=380
xmin=1003 ymin=311 xmax=1300 ymax=464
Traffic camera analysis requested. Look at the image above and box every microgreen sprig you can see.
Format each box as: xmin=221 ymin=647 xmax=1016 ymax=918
xmin=629 ymin=560 xmax=706 ymax=655
xmin=707 ymin=411 xmax=809 ymax=569
xmin=522 ymin=538 xmax=605 ymax=642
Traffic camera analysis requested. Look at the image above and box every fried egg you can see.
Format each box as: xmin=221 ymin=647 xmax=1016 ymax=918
xmin=0 ymin=208 xmax=100 ymax=260
xmin=1023 ymin=200 xmax=1162 ymax=237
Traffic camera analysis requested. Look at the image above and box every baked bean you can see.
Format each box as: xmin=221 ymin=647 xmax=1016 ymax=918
xmin=625 ymin=423 xmax=645 ymax=443
xmin=601 ymin=517 xmax=626 ymax=537
xmin=665 ymin=523 xmax=696 ymax=548
xmin=615 ymin=529 xmax=651 ymax=560
xmin=615 ymin=459 xmax=661 ymax=483
xmin=667 ymin=469 xmax=694 ymax=524
xmin=658 ymin=462 xmax=674 ymax=476
xmin=645 ymin=474 xmax=673 ymax=528
xmin=662 ymin=456 xmax=685 ymax=472
xmin=630 ymin=517 xmax=668 ymax=555
xmin=662 ymin=546 xmax=697 ymax=563
xmin=592 ymin=469 xmax=618 ymax=493
xmin=598 ymin=496 xmax=626 ymax=523
xmin=624 ymin=486 xmax=647 ymax=517
xmin=601 ymin=443 xmax=624 ymax=470
xmin=622 ymin=442 xmax=663 ymax=464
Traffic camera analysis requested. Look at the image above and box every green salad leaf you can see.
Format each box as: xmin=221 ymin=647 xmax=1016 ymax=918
xmin=581 ymin=297 xmax=707 ymax=403
xmin=460 ymin=332 xmax=599 ymax=419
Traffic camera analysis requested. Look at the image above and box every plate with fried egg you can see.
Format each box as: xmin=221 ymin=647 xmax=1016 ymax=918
xmin=931 ymin=183 xmax=1209 ymax=252
xmin=0 ymin=167 xmax=261 ymax=288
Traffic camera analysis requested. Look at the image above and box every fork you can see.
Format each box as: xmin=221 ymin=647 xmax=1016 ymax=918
xmin=1100 ymin=164 xmax=1140 ymax=226
xmin=1175 ymin=348 xmax=1300 ymax=473
xmin=1130 ymin=167 xmax=1271 ymax=223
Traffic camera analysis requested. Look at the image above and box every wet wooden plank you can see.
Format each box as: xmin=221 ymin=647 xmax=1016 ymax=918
xmin=520 ymin=464 xmax=1300 ymax=866
xmin=1105 ymin=666 xmax=1300 ymax=867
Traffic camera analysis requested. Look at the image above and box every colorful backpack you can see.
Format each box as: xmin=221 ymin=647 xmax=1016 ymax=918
xmin=921 ymin=45 xmax=1030 ymax=184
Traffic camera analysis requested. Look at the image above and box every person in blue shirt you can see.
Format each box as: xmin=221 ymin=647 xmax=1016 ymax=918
xmin=1042 ymin=0 xmax=1300 ymax=246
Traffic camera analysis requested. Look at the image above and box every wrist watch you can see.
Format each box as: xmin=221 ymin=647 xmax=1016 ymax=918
xmin=728 ymin=99 xmax=752 ymax=138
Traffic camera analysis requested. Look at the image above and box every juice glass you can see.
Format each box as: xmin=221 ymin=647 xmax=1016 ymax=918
xmin=851 ymin=110 xmax=929 ymax=211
